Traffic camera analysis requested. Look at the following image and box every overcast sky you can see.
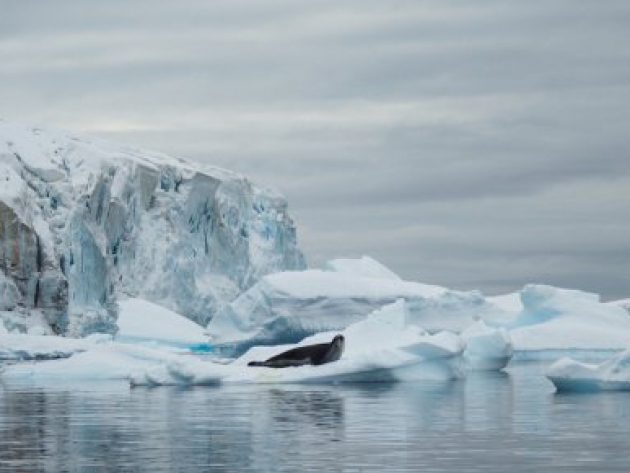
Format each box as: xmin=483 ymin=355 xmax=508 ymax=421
xmin=1 ymin=0 xmax=629 ymax=299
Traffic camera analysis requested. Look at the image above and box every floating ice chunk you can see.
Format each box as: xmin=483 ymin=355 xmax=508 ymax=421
xmin=547 ymin=350 xmax=630 ymax=392
xmin=0 ymin=333 xmax=90 ymax=361
xmin=116 ymin=297 xmax=209 ymax=347
xmin=507 ymin=285 xmax=630 ymax=352
xmin=325 ymin=256 xmax=402 ymax=281
xmin=132 ymin=341 xmax=463 ymax=387
xmin=2 ymin=343 xmax=177 ymax=382
xmin=461 ymin=321 xmax=513 ymax=371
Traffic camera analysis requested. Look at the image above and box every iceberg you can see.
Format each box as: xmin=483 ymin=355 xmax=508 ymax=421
xmin=461 ymin=321 xmax=513 ymax=371
xmin=0 ymin=119 xmax=305 ymax=336
xmin=506 ymin=285 xmax=630 ymax=355
xmin=206 ymin=262 xmax=505 ymax=355
xmin=547 ymin=350 xmax=630 ymax=392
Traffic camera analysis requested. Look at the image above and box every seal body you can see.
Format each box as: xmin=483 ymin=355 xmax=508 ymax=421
xmin=248 ymin=335 xmax=345 ymax=368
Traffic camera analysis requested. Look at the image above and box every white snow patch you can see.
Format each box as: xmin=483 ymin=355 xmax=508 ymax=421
xmin=2 ymin=342 xmax=177 ymax=382
xmin=507 ymin=285 xmax=630 ymax=352
xmin=116 ymin=298 xmax=209 ymax=346
xmin=488 ymin=292 xmax=523 ymax=314
xmin=0 ymin=333 xmax=91 ymax=360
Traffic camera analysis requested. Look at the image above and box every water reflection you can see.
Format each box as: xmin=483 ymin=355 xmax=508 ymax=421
xmin=2 ymin=365 xmax=630 ymax=472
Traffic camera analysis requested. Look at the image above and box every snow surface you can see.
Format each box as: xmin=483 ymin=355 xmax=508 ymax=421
xmin=206 ymin=265 xmax=505 ymax=354
xmin=0 ymin=119 xmax=305 ymax=336
xmin=506 ymin=285 xmax=630 ymax=352
xmin=0 ymin=332 xmax=93 ymax=361
xmin=116 ymin=297 xmax=209 ymax=347
xmin=1 ymin=341 xmax=176 ymax=381
xmin=488 ymin=292 xmax=523 ymax=315
xmin=607 ymin=298 xmax=630 ymax=315
xmin=547 ymin=350 xmax=630 ymax=392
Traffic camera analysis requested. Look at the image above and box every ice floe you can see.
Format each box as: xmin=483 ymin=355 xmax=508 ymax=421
xmin=1 ymin=299 xmax=517 ymax=386
xmin=547 ymin=349 xmax=630 ymax=392
xmin=133 ymin=300 xmax=466 ymax=386
xmin=461 ymin=321 xmax=513 ymax=371
xmin=507 ymin=285 xmax=630 ymax=354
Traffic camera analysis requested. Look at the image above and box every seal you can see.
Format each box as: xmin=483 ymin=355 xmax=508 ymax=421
xmin=247 ymin=334 xmax=345 ymax=368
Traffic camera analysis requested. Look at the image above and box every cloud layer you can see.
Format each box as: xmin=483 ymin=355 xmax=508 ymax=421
xmin=1 ymin=0 xmax=629 ymax=298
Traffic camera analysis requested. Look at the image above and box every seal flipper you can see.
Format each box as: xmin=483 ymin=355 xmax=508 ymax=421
xmin=247 ymin=361 xmax=266 ymax=367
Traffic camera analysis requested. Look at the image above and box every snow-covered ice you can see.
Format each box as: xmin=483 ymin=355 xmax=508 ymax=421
xmin=133 ymin=299 xmax=466 ymax=386
xmin=607 ymin=298 xmax=630 ymax=315
xmin=2 ymin=300 xmax=473 ymax=386
xmin=1 ymin=297 xmax=209 ymax=361
xmin=207 ymin=271 xmax=630 ymax=359
xmin=461 ymin=321 xmax=513 ymax=371
xmin=506 ymin=285 xmax=630 ymax=354
xmin=547 ymin=350 xmax=630 ymax=392
xmin=206 ymin=264 xmax=505 ymax=355
xmin=487 ymin=292 xmax=523 ymax=317
xmin=116 ymin=297 xmax=209 ymax=347
xmin=0 ymin=332 xmax=97 ymax=361
xmin=1 ymin=298 xmax=520 ymax=387
xmin=1 ymin=341 xmax=176 ymax=381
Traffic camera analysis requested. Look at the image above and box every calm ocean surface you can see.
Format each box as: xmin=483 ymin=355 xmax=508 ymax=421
xmin=1 ymin=362 xmax=630 ymax=472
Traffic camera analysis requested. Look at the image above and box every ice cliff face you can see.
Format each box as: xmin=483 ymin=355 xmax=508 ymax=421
xmin=0 ymin=120 xmax=305 ymax=336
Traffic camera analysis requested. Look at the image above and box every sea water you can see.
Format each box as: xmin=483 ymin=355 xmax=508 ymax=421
xmin=1 ymin=363 xmax=630 ymax=472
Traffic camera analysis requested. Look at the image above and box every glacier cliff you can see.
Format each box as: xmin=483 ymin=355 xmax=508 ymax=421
xmin=0 ymin=119 xmax=305 ymax=336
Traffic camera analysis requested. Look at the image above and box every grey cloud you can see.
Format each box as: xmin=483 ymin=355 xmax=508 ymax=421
xmin=1 ymin=0 xmax=629 ymax=299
